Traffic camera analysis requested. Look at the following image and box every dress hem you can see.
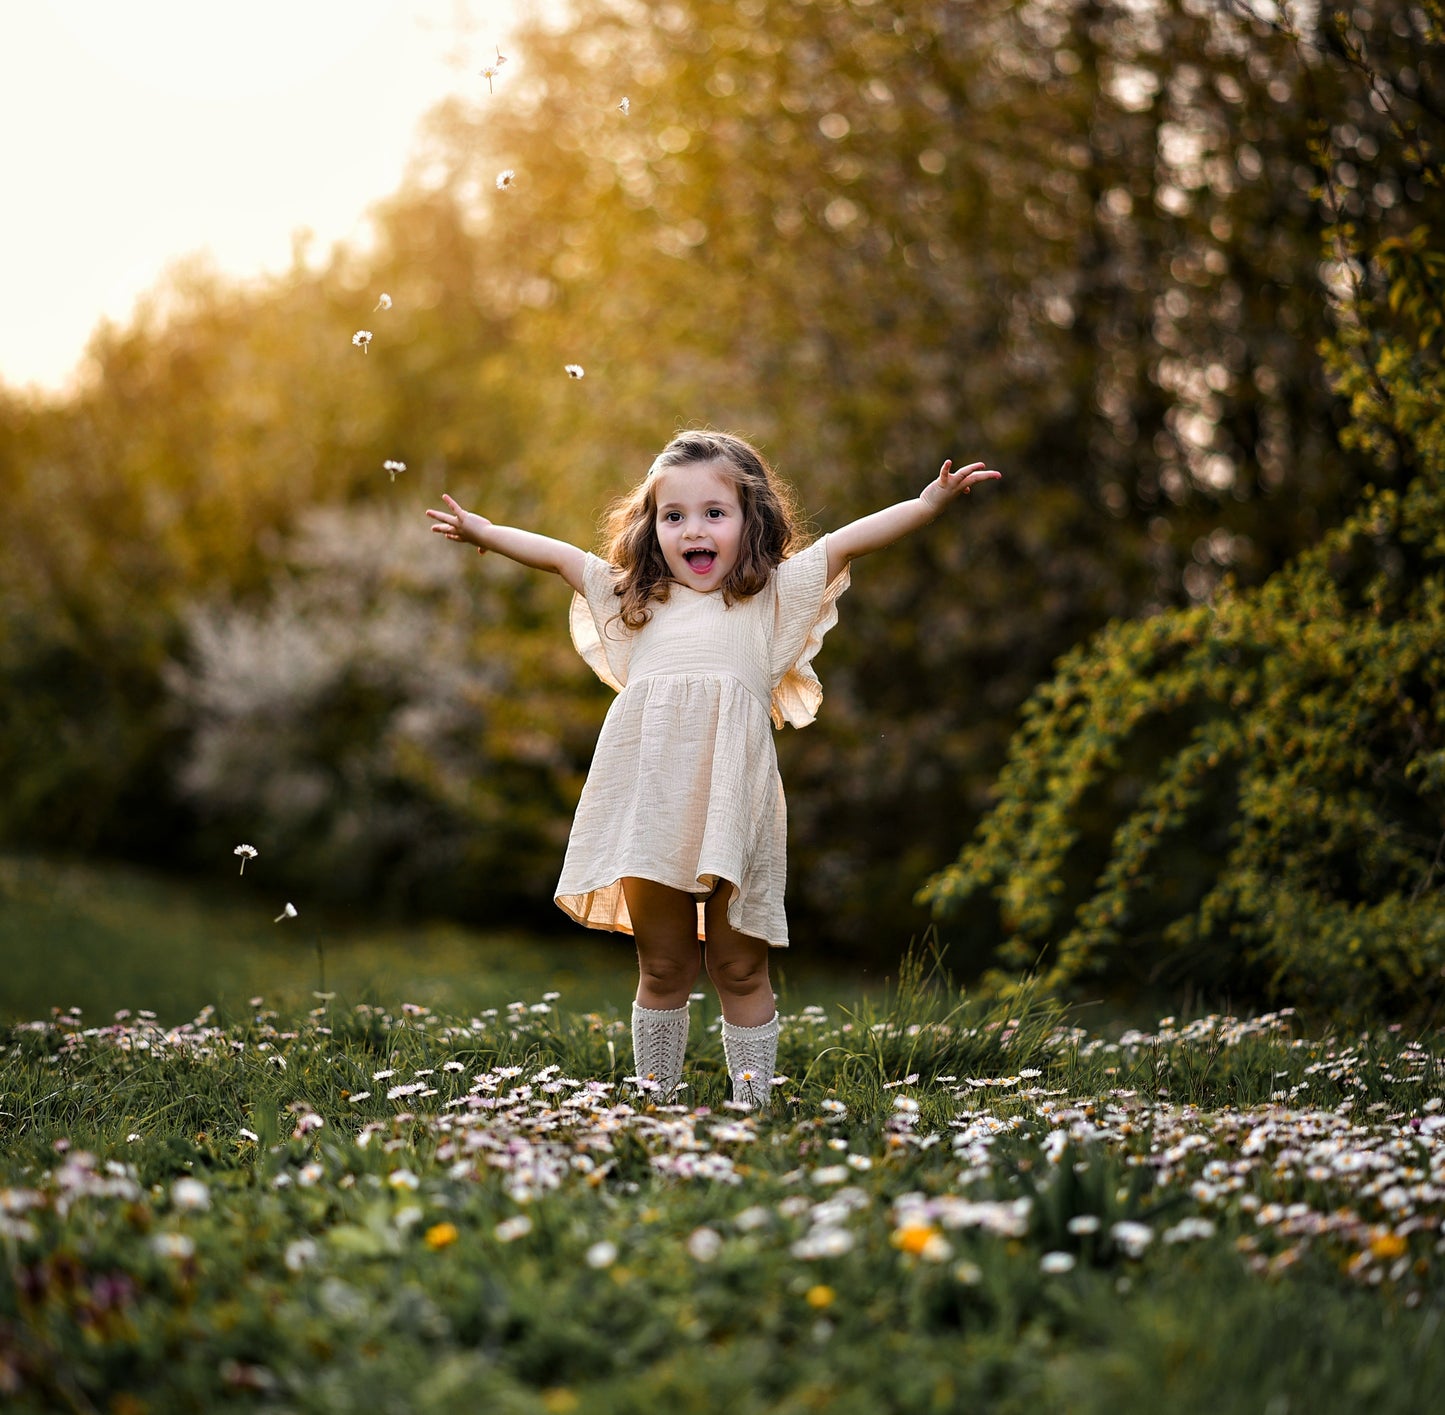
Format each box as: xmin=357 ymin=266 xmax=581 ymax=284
xmin=555 ymin=873 xmax=789 ymax=949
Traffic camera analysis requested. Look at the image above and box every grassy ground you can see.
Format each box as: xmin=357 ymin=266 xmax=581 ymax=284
xmin=0 ymin=855 xmax=879 ymax=1026
xmin=2 ymin=942 xmax=1443 ymax=1413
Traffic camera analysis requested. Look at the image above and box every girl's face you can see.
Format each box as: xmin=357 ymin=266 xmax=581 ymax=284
xmin=652 ymin=460 xmax=744 ymax=591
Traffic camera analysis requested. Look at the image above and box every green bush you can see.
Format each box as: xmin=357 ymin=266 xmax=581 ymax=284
xmin=921 ymin=5 xmax=1445 ymax=1016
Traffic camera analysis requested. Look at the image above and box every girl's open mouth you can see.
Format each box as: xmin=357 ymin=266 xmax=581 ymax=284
xmin=684 ymin=549 xmax=717 ymax=574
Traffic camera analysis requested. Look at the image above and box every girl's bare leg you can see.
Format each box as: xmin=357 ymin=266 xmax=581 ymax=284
xmin=623 ymin=877 xmax=703 ymax=1008
xmin=622 ymin=877 xmax=703 ymax=1099
xmin=702 ymin=888 xmax=773 ymax=1026
xmin=704 ymin=890 xmax=778 ymax=1109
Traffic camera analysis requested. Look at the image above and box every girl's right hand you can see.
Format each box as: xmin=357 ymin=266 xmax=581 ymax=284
xmin=426 ymin=493 xmax=491 ymax=554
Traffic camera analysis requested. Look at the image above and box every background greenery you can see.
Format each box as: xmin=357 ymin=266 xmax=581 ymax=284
xmin=1 ymin=0 xmax=1440 ymax=1015
xmin=0 ymin=855 xmax=884 ymax=1027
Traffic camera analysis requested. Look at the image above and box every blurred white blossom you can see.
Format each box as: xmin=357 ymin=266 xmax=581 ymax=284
xmin=285 ymin=1238 xmax=318 ymax=1272
xmin=152 ymin=1233 xmax=196 ymax=1260
xmin=165 ymin=504 xmax=531 ymax=914
xmin=171 ymin=1177 xmax=211 ymax=1212
xmin=352 ymin=330 xmax=372 ymax=352
xmin=234 ymin=843 xmax=257 ymax=874
xmin=274 ymin=902 xmax=298 ymax=923
xmin=374 ymin=293 xmax=392 ymax=311
xmin=495 ymin=169 xmax=515 ymax=191
xmin=618 ymin=96 xmax=630 ymax=115
xmin=1111 ymin=1221 xmax=1154 ymax=1258
xmin=686 ymin=1227 xmax=722 ymax=1262
xmin=586 ymin=1240 xmax=618 ymax=1269
xmin=565 ymin=364 xmax=585 ymax=379
xmin=383 ymin=460 xmax=406 ymax=482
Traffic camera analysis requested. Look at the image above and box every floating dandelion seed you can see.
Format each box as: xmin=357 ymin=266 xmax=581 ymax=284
xmin=234 ymin=843 xmax=258 ymax=874
xmin=618 ymin=96 xmax=630 ymax=115
xmin=496 ymin=169 xmax=515 ymax=191
xmin=565 ymin=364 xmax=585 ymax=379
xmin=383 ymin=459 xmax=407 ymax=481
xmin=374 ymin=292 xmax=392 ymax=311
xmin=352 ymin=330 xmax=372 ymax=353
xmin=480 ymin=46 xmax=508 ymax=92
xmin=274 ymin=902 xmax=298 ymax=923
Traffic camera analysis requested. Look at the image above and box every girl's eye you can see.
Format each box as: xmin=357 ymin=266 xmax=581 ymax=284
xmin=663 ymin=511 xmax=682 ymax=523
xmin=706 ymin=507 xmax=725 ymax=518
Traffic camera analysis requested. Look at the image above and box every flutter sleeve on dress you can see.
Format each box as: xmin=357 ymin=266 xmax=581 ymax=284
xmin=569 ymin=553 xmax=632 ymax=691
xmin=768 ymin=534 xmax=852 ymax=729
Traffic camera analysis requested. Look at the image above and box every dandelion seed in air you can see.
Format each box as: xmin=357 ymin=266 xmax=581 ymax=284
xmin=374 ymin=292 xmax=392 ymax=311
xmin=352 ymin=330 xmax=372 ymax=353
xmin=383 ymin=459 xmax=407 ymax=481
xmin=496 ymin=169 xmax=515 ymax=191
xmin=234 ymin=843 xmax=258 ymax=874
xmin=618 ymin=96 xmax=630 ymax=115
xmin=565 ymin=364 xmax=585 ymax=379
xmin=480 ymin=47 xmax=508 ymax=93
xmin=274 ymin=902 xmax=298 ymax=923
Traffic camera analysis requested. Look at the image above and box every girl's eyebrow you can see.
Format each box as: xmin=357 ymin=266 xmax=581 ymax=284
xmin=656 ymin=497 xmax=734 ymax=511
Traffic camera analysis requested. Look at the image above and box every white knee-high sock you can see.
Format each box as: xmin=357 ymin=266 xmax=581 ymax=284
xmin=630 ymin=1001 xmax=689 ymax=1099
xmin=721 ymin=1012 xmax=779 ymax=1110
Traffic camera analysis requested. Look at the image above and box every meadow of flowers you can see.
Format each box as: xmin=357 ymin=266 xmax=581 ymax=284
xmin=3 ymin=961 xmax=1443 ymax=1413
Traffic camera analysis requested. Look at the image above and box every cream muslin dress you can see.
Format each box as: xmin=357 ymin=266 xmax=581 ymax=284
xmin=555 ymin=535 xmax=851 ymax=948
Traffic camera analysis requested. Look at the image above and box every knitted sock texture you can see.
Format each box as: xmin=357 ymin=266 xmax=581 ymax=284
xmin=721 ymin=1012 xmax=779 ymax=1110
xmin=630 ymin=1001 xmax=690 ymax=1099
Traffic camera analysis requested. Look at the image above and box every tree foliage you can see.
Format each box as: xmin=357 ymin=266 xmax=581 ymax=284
xmin=0 ymin=0 xmax=1423 ymax=950
xmin=922 ymin=0 xmax=1445 ymax=1014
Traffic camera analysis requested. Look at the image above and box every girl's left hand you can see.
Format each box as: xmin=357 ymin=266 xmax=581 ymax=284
xmin=920 ymin=459 xmax=1001 ymax=512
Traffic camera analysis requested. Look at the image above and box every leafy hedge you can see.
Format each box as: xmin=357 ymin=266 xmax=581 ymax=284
xmin=922 ymin=6 xmax=1445 ymax=1017
xmin=920 ymin=465 xmax=1445 ymax=1014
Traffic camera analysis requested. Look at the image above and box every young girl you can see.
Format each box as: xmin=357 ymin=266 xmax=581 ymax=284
xmin=427 ymin=431 xmax=999 ymax=1109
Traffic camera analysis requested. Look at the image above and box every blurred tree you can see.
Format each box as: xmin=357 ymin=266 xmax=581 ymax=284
xmin=0 ymin=0 xmax=1420 ymax=953
xmin=921 ymin=0 xmax=1445 ymax=1015
xmin=398 ymin=0 xmax=1396 ymax=945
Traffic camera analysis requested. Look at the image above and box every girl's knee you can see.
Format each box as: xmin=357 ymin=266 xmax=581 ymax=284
xmin=638 ymin=950 xmax=700 ymax=995
xmin=705 ymin=952 xmax=770 ymax=998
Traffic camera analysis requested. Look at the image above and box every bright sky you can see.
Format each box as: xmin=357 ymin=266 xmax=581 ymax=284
xmin=0 ymin=1 xmax=541 ymax=398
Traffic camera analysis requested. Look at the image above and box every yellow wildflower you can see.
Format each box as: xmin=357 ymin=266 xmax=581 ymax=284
xmin=1369 ymin=1231 xmax=1407 ymax=1261
xmin=893 ymin=1223 xmax=941 ymax=1256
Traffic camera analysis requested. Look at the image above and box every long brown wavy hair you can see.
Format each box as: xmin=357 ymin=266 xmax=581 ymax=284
xmin=600 ymin=431 xmax=809 ymax=630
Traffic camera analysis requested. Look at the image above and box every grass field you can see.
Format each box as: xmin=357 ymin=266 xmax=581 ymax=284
xmin=2 ymin=898 xmax=1443 ymax=1412
xmin=0 ymin=855 xmax=882 ymax=1027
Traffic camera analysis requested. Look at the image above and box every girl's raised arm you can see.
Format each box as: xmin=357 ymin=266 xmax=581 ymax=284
xmin=427 ymin=493 xmax=588 ymax=593
xmin=825 ymin=459 xmax=1000 ymax=583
